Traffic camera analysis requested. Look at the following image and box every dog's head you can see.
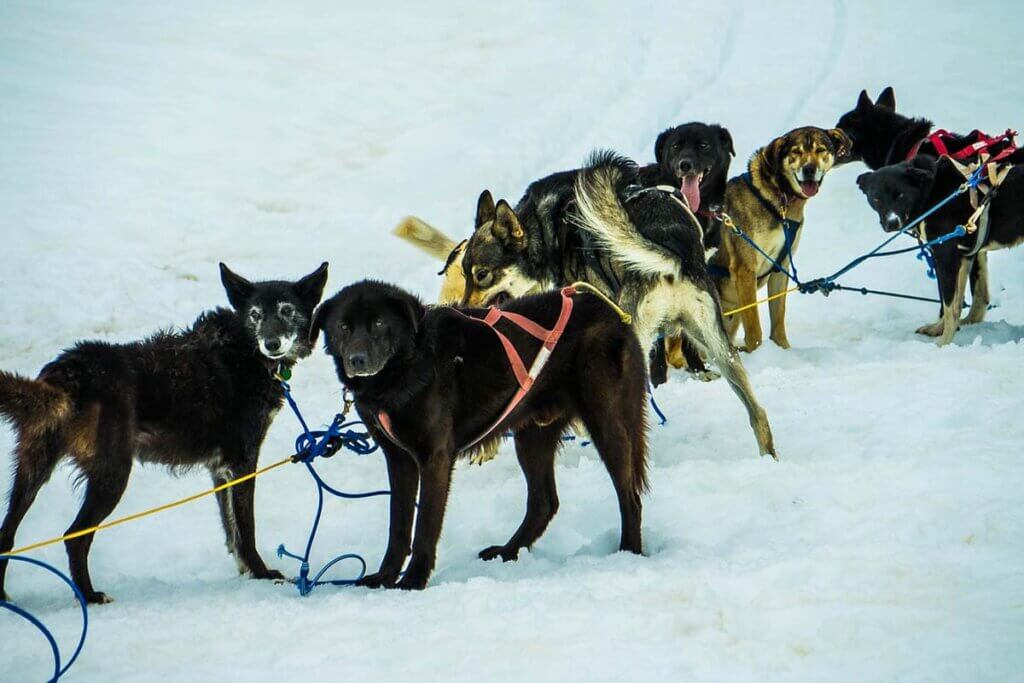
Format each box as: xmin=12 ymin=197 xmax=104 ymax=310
xmin=460 ymin=190 xmax=544 ymax=307
xmin=219 ymin=262 xmax=329 ymax=364
xmin=761 ymin=126 xmax=851 ymax=200
xmin=856 ymin=156 xmax=936 ymax=232
xmin=834 ymin=87 xmax=901 ymax=167
xmin=654 ymin=122 xmax=734 ymax=212
xmin=311 ymin=280 xmax=424 ymax=380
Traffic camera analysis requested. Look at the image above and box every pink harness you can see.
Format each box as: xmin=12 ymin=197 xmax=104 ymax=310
xmin=377 ymin=286 xmax=577 ymax=454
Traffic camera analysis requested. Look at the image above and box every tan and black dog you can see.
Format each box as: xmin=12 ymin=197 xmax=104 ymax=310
xmin=712 ymin=127 xmax=851 ymax=351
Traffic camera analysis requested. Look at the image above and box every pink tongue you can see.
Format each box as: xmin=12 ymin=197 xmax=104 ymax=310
xmin=680 ymin=176 xmax=701 ymax=212
xmin=800 ymin=180 xmax=820 ymax=197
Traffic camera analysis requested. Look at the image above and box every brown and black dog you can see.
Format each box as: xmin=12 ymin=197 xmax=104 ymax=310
xmin=711 ymin=127 xmax=851 ymax=351
xmin=312 ymin=280 xmax=648 ymax=590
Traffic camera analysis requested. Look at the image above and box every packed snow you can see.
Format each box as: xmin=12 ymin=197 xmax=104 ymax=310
xmin=1 ymin=1 xmax=1022 ymax=680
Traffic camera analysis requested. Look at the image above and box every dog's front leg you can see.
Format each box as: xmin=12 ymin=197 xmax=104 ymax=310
xmin=918 ymin=246 xmax=971 ymax=345
xmin=225 ymin=453 xmax=284 ymax=581
xmin=358 ymin=443 xmax=419 ymax=589
xmin=963 ymin=251 xmax=990 ymax=325
xmin=734 ymin=267 xmax=762 ymax=351
xmin=395 ymin=451 xmax=455 ymax=590
xmin=767 ymin=269 xmax=791 ymax=349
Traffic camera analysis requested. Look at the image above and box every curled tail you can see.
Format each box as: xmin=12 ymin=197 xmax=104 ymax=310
xmin=0 ymin=370 xmax=72 ymax=437
xmin=573 ymin=151 xmax=678 ymax=278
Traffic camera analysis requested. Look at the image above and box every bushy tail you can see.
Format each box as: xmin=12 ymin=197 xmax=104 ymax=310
xmin=0 ymin=370 xmax=72 ymax=437
xmin=573 ymin=151 xmax=678 ymax=278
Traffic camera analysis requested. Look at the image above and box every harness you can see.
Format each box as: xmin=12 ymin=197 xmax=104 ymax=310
xmin=376 ymin=285 xmax=578 ymax=455
xmin=906 ymin=128 xmax=1018 ymax=164
xmin=716 ymin=173 xmax=802 ymax=281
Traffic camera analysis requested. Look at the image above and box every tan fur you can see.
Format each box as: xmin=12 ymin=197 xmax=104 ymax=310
xmin=712 ymin=127 xmax=849 ymax=351
xmin=392 ymin=216 xmax=467 ymax=305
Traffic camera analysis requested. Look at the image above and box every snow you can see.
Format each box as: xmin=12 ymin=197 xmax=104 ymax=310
xmin=2 ymin=1 xmax=1023 ymax=680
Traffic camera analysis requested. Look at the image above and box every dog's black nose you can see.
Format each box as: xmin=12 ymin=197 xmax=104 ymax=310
xmin=348 ymin=353 xmax=368 ymax=371
xmin=678 ymin=159 xmax=693 ymax=173
xmin=264 ymin=338 xmax=281 ymax=353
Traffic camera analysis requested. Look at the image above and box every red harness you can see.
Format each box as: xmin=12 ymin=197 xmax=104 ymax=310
xmin=906 ymin=128 xmax=1018 ymax=163
xmin=377 ymin=286 xmax=577 ymax=454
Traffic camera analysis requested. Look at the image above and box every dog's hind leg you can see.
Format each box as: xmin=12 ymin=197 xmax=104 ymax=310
xmin=676 ymin=281 xmax=777 ymax=459
xmin=0 ymin=431 xmax=63 ymax=600
xmin=963 ymin=252 xmax=989 ymax=325
xmin=210 ymin=467 xmax=243 ymax=571
xmin=479 ymin=421 xmax=566 ymax=562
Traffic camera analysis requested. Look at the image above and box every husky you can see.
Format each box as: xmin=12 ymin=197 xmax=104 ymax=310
xmin=312 ymin=280 xmax=648 ymax=589
xmin=710 ymin=126 xmax=851 ymax=351
xmin=0 ymin=263 xmax=329 ymax=603
xmin=458 ymin=152 xmax=775 ymax=458
xmin=857 ymin=154 xmax=1024 ymax=344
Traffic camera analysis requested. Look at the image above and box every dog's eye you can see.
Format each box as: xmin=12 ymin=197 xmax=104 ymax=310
xmin=475 ymin=268 xmax=491 ymax=284
xmin=894 ymin=191 xmax=904 ymax=200
xmin=699 ymin=142 xmax=709 ymax=150
xmin=249 ymin=309 xmax=262 ymax=322
xmin=374 ymin=319 xmax=384 ymax=328
xmin=339 ymin=322 xmax=349 ymax=332
xmin=279 ymin=304 xmax=294 ymax=318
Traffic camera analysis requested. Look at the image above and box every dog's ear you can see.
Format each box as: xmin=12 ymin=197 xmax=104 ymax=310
xmin=906 ymin=165 xmax=935 ymax=187
xmin=395 ymin=291 xmax=424 ymax=337
xmin=308 ymin=300 xmax=330 ymax=345
xmin=654 ymin=128 xmax=673 ymax=164
xmin=856 ymin=172 xmax=872 ymax=193
xmin=219 ymin=263 xmax=254 ymax=310
xmin=475 ymin=190 xmax=496 ymax=230
xmin=909 ymin=154 xmax=937 ymax=173
xmin=875 ymin=86 xmax=896 ymax=111
xmin=826 ymin=128 xmax=852 ymax=159
xmin=857 ymin=89 xmax=873 ymax=110
xmin=717 ymin=126 xmax=735 ymax=157
xmin=296 ymin=262 xmax=329 ymax=309
xmin=492 ymin=200 xmax=526 ymax=249
xmin=763 ymin=135 xmax=788 ymax=174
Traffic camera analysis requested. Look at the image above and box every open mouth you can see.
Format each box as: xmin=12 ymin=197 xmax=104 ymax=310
xmin=793 ymin=172 xmax=823 ymax=198
xmin=677 ymin=169 xmax=706 ymax=212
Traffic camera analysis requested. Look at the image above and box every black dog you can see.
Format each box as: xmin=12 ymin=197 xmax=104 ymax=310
xmin=313 ymin=280 xmax=649 ymax=590
xmin=857 ymin=154 xmax=1024 ymax=344
xmin=639 ymin=122 xmax=735 ymax=383
xmin=0 ymin=263 xmax=328 ymax=603
xmin=835 ymin=86 xmax=1017 ymax=170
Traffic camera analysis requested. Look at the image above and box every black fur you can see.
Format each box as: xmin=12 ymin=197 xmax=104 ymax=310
xmin=0 ymin=263 xmax=328 ymax=604
xmin=313 ymin=280 xmax=648 ymax=590
xmin=857 ymin=155 xmax=1024 ymax=336
xmin=639 ymin=121 xmax=735 ymax=218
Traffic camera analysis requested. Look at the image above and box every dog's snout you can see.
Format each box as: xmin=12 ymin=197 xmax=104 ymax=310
xmin=264 ymin=338 xmax=281 ymax=353
xmin=801 ymin=163 xmax=818 ymax=181
xmin=884 ymin=212 xmax=903 ymax=231
xmin=677 ymin=159 xmax=693 ymax=173
xmin=348 ymin=352 xmax=369 ymax=371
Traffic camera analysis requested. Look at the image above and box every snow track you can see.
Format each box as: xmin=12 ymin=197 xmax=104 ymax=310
xmin=1 ymin=2 xmax=1022 ymax=681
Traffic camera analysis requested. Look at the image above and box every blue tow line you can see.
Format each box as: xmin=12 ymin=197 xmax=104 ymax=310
xmin=0 ymin=555 xmax=88 ymax=682
xmin=276 ymin=380 xmax=390 ymax=596
xmin=725 ymin=166 xmax=982 ymax=304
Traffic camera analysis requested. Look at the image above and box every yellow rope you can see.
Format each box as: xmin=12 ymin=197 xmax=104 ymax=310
xmin=721 ymin=286 xmax=800 ymax=317
xmin=5 ymin=456 xmax=293 ymax=556
xmin=568 ymin=281 xmax=633 ymax=324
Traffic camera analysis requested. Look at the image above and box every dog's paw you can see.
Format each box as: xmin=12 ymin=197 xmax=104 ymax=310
xmin=251 ymin=568 xmax=286 ymax=582
xmin=742 ymin=338 xmax=762 ymax=353
xmin=356 ymin=571 xmax=399 ymax=589
xmin=478 ymin=545 xmax=520 ymax=562
xmin=394 ymin=572 xmax=429 ymax=591
xmin=691 ymin=369 xmax=720 ymax=382
xmin=770 ymin=334 xmax=791 ymax=349
xmin=916 ymin=321 xmax=944 ymax=337
xmin=85 ymin=591 xmax=114 ymax=605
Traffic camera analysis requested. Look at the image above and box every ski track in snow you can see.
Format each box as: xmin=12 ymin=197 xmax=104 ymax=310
xmin=1 ymin=1 xmax=1023 ymax=681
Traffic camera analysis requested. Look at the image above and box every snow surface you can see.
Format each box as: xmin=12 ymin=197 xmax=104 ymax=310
xmin=2 ymin=1 xmax=1023 ymax=681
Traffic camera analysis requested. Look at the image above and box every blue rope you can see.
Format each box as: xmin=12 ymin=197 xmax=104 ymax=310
xmin=0 ymin=554 xmax=88 ymax=682
xmin=276 ymin=380 xmax=389 ymax=596
xmin=727 ymin=219 xmax=802 ymax=286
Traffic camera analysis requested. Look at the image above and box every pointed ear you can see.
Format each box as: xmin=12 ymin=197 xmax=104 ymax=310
xmin=857 ymin=89 xmax=872 ymax=110
xmin=856 ymin=172 xmax=872 ymax=193
xmin=308 ymin=300 xmax=329 ymax=345
xmin=492 ymin=200 xmax=526 ymax=249
xmin=296 ymin=262 xmax=329 ymax=309
xmin=717 ymin=126 xmax=735 ymax=157
xmin=475 ymin=190 xmax=496 ymax=230
xmin=826 ymin=128 xmax=853 ymax=159
xmin=906 ymin=167 xmax=934 ymax=187
xmin=219 ymin=263 xmax=254 ymax=310
xmin=875 ymin=86 xmax=896 ymax=111
xmin=654 ymin=128 xmax=673 ymax=163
